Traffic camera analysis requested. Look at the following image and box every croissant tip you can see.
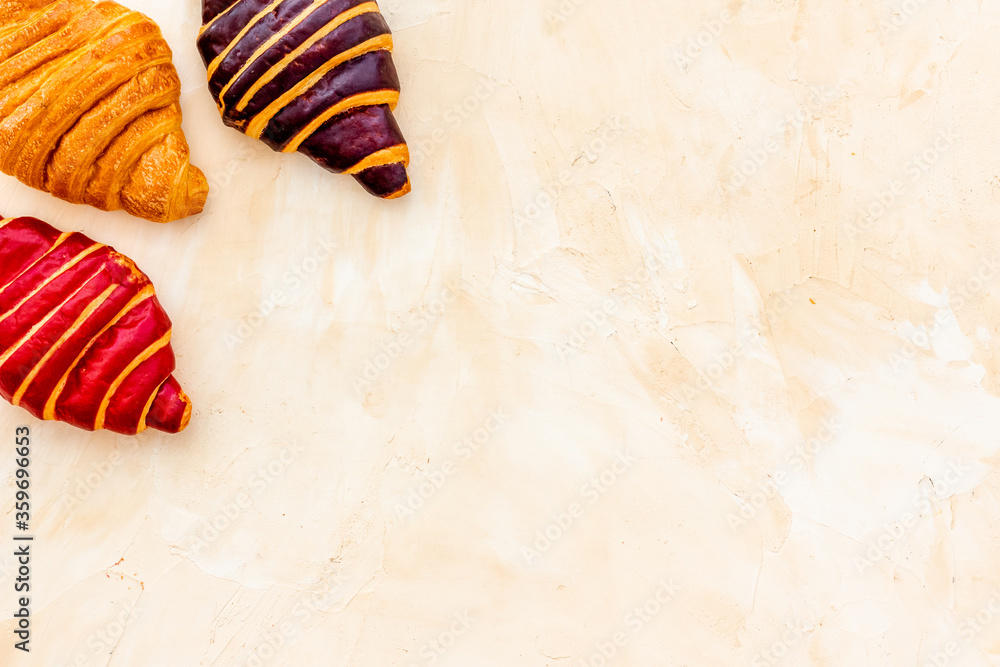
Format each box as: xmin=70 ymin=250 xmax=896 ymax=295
xmin=353 ymin=160 xmax=410 ymax=199
xmin=123 ymin=164 xmax=209 ymax=224
xmin=160 ymin=165 xmax=209 ymax=223
xmin=177 ymin=395 xmax=193 ymax=433
xmin=187 ymin=165 xmax=210 ymax=211
xmin=383 ymin=178 xmax=411 ymax=200
xmin=144 ymin=377 xmax=192 ymax=434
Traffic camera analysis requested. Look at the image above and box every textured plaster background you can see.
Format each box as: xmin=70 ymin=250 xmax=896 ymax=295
xmin=3 ymin=0 xmax=1000 ymax=665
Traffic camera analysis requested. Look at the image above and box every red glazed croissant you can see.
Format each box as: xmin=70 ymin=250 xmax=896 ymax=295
xmin=197 ymin=0 xmax=411 ymax=199
xmin=0 ymin=215 xmax=191 ymax=434
xmin=0 ymin=0 xmax=209 ymax=222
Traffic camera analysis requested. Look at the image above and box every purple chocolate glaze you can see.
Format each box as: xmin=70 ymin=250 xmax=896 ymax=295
xmin=260 ymin=49 xmax=399 ymax=149
xmin=298 ymin=103 xmax=403 ymax=172
xmin=225 ymin=12 xmax=390 ymax=124
xmin=199 ymin=0 xmax=272 ymax=65
xmin=207 ymin=0 xmax=375 ymax=102
xmin=354 ymin=163 xmax=409 ymax=198
xmin=200 ymin=0 xmax=410 ymax=198
xmin=206 ymin=0 xmax=316 ymax=96
xmin=202 ymin=0 xmax=241 ymax=24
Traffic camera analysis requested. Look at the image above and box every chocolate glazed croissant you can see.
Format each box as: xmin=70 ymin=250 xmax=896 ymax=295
xmin=198 ymin=0 xmax=411 ymax=199
xmin=0 ymin=215 xmax=191 ymax=434
xmin=0 ymin=0 xmax=208 ymax=222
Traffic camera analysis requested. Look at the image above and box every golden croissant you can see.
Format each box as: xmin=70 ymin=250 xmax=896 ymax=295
xmin=198 ymin=0 xmax=410 ymax=199
xmin=0 ymin=214 xmax=191 ymax=434
xmin=0 ymin=0 xmax=208 ymax=222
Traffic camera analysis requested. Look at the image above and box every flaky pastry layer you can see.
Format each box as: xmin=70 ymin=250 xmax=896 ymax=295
xmin=0 ymin=0 xmax=208 ymax=222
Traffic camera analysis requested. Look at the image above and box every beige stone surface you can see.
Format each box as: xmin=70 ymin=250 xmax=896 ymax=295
xmin=3 ymin=0 xmax=1000 ymax=665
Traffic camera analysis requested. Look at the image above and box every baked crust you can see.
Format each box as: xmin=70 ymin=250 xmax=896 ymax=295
xmin=0 ymin=0 xmax=208 ymax=222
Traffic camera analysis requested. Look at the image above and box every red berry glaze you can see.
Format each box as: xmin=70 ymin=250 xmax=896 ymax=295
xmin=0 ymin=215 xmax=191 ymax=435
